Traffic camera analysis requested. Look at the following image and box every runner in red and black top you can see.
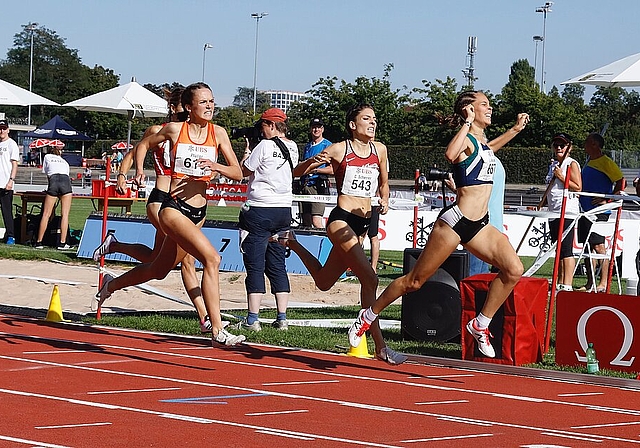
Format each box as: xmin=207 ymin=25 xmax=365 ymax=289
xmin=275 ymin=104 xmax=406 ymax=365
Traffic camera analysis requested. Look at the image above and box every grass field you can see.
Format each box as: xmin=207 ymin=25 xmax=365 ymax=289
xmin=2 ymin=196 xmax=635 ymax=378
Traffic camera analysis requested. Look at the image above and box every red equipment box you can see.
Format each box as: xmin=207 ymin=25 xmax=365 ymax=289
xmin=461 ymin=274 xmax=547 ymax=366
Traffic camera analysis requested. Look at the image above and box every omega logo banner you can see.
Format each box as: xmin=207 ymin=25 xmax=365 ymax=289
xmin=555 ymin=291 xmax=638 ymax=373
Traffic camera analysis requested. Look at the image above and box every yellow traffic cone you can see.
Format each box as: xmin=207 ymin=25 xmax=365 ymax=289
xmin=45 ymin=284 xmax=65 ymax=322
xmin=347 ymin=333 xmax=374 ymax=358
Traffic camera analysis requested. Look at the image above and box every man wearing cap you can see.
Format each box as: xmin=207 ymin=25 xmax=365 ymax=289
xmin=298 ymin=118 xmax=332 ymax=228
xmin=0 ymin=119 xmax=19 ymax=245
xmin=577 ymin=132 xmax=624 ymax=292
xmin=237 ymin=108 xmax=299 ymax=331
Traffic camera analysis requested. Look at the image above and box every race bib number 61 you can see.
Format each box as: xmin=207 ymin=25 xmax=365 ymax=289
xmin=174 ymin=143 xmax=216 ymax=177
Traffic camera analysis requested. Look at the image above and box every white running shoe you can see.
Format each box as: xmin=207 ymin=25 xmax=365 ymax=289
xmin=376 ymin=347 xmax=408 ymax=365
xmin=93 ymin=233 xmax=118 ymax=262
xmin=466 ymin=318 xmax=496 ymax=358
xmin=213 ymin=329 xmax=246 ymax=346
xmin=95 ymin=274 xmax=114 ymax=307
xmin=348 ymin=309 xmax=371 ymax=348
xmin=199 ymin=315 xmax=212 ymax=333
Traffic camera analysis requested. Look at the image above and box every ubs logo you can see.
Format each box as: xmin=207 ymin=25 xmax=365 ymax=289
xmin=573 ymin=306 xmax=635 ymax=367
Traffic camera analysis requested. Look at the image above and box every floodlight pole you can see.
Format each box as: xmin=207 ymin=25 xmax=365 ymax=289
xmin=536 ymin=2 xmax=553 ymax=93
xmin=26 ymin=22 xmax=38 ymax=125
xmin=202 ymin=43 xmax=213 ymax=82
xmin=251 ymin=12 xmax=268 ymax=116
xmin=533 ymin=35 xmax=544 ymax=87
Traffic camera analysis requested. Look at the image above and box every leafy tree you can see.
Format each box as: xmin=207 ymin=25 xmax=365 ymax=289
xmin=232 ymin=86 xmax=270 ymax=117
xmin=286 ymin=64 xmax=411 ymax=145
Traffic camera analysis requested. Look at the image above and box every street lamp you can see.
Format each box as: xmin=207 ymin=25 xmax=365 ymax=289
xmin=202 ymin=43 xmax=213 ymax=82
xmin=533 ymin=35 xmax=544 ymax=87
xmin=535 ymin=2 xmax=553 ymax=93
xmin=251 ymin=12 xmax=268 ymax=116
xmin=26 ymin=22 xmax=38 ymax=125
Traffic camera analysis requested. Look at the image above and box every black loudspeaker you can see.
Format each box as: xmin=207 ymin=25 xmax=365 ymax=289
xmin=401 ymin=249 xmax=469 ymax=342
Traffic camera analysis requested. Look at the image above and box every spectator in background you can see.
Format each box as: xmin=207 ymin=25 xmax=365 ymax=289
xmin=539 ymin=133 xmax=582 ymax=291
xmin=0 ymin=119 xmax=18 ymax=245
xmin=236 ymin=108 xmax=299 ymax=331
xmin=577 ymin=132 xmax=624 ymax=293
xmin=299 ymin=118 xmax=332 ymax=228
xmin=34 ymin=146 xmax=73 ymax=250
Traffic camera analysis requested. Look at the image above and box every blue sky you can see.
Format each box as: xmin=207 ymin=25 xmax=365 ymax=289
xmin=1 ymin=0 xmax=639 ymax=107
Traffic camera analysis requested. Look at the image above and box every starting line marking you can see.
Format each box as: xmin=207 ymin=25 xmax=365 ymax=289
xmin=416 ymin=400 xmax=469 ymax=405
xmin=402 ymin=433 xmax=494 ymax=443
xmin=87 ymin=387 xmax=181 ymax=395
xmin=35 ymin=422 xmax=112 ymax=429
xmin=558 ymin=392 xmax=604 ymax=397
xmin=246 ymin=409 xmax=309 ymax=416
xmin=262 ymin=380 xmax=339 ymax=386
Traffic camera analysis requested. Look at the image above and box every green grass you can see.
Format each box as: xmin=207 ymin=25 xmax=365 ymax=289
xmin=4 ymin=198 xmax=636 ymax=378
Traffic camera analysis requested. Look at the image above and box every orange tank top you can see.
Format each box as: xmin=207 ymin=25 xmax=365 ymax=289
xmin=170 ymin=122 xmax=218 ymax=182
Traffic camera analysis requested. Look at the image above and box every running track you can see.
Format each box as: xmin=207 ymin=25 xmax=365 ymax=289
xmin=1 ymin=314 xmax=640 ymax=447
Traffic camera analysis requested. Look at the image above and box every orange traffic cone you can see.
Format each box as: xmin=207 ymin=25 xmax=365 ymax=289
xmin=45 ymin=284 xmax=65 ymax=322
xmin=347 ymin=333 xmax=374 ymax=359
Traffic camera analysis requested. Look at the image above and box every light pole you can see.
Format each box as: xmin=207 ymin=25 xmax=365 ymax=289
xmin=202 ymin=43 xmax=213 ymax=82
xmin=535 ymin=2 xmax=553 ymax=93
xmin=26 ymin=22 xmax=38 ymax=125
xmin=251 ymin=12 xmax=268 ymax=116
xmin=533 ymin=35 xmax=544 ymax=87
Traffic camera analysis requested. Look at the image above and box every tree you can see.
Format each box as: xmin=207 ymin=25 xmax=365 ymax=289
xmin=286 ymin=64 xmax=411 ymax=145
xmin=232 ymin=86 xmax=270 ymax=116
xmin=0 ymin=24 xmax=125 ymax=141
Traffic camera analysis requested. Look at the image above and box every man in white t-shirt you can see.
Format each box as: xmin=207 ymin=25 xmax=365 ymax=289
xmin=0 ymin=119 xmax=19 ymax=245
xmin=237 ymin=108 xmax=299 ymax=332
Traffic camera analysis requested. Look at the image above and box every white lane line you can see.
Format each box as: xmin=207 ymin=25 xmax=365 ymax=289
xmin=256 ymin=429 xmax=314 ymax=440
xmin=246 ymin=410 xmax=309 ymax=416
xmin=572 ymin=420 xmax=640 ymax=429
xmin=4 ymin=334 xmax=640 ymax=445
xmin=491 ymin=393 xmax=544 ymax=402
xmin=418 ymin=374 xmax=475 ymax=379
xmin=437 ymin=416 xmax=493 ymax=427
xmin=402 ymin=433 xmax=494 ymax=443
xmin=36 ymin=422 xmax=112 ymax=429
xmin=0 ymin=434 xmax=71 ymax=447
xmin=262 ymin=380 xmax=339 ymax=386
xmin=416 ymin=400 xmax=469 ymax=405
xmin=87 ymin=387 xmax=181 ymax=395
xmin=541 ymin=431 xmax=604 ymax=442
xmin=558 ymin=392 xmax=604 ymax=397
xmin=0 ymin=387 xmax=403 ymax=448
xmin=24 ymin=350 xmax=101 ymax=354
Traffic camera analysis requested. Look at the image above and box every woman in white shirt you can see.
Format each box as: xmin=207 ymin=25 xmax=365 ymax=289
xmin=34 ymin=146 xmax=73 ymax=249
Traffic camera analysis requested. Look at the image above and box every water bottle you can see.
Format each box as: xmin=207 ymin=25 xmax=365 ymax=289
xmin=586 ymin=342 xmax=599 ymax=374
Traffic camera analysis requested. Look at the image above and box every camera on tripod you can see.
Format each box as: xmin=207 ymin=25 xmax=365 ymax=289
xmin=424 ymin=167 xmax=450 ymax=180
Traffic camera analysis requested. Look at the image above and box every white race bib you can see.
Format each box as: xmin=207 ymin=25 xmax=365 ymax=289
xmin=341 ymin=165 xmax=379 ymax=197
xmin=477 ymin=149 xmax=496 ymax=182
xmin=174 ymin=142 xmax=216 ymax=177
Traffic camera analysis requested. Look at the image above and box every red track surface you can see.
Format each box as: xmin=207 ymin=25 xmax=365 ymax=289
xmin=2 ymin=314 xmax=640 ymax=447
